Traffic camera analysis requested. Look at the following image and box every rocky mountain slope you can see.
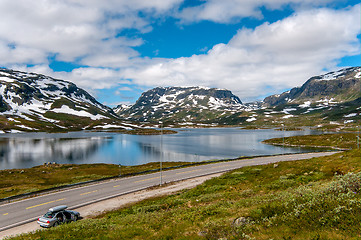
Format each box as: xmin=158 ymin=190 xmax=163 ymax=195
xmin=238 ymin=67 xmax=361 ymax=129
xmin=115 ymin=86 xmax=249 ymax=122
xmin=0 ymin=68 xmax=137 ymax=132
xmin=1 ymin=66 xmax=359 ymax=132
xmin=263 ymin=67 xmax=361 ymax=107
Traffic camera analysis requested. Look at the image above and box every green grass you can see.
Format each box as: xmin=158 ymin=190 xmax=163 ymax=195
xmin=8 ymin=135 xmax=361 ymax=239
xmin=263 ymin=133 xmax=360 ymax=150
xmin=0 ymin=162 xmax=192 ymax=199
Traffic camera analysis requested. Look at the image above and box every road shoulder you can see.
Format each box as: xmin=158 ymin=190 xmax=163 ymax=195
xmin=0 ymin=173 xmax=222 ymax=239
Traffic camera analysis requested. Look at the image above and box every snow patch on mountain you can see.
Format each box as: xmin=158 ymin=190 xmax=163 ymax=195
xmin=51 ymin=105 xmax=106 ymax=120
xmin=116 ymin=86 xmax=250 ymax=122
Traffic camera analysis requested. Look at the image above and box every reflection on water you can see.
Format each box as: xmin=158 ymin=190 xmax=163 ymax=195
xmin=0 ymin=128 xmax=321 ymax=170
xmin=0 ymin=133 xmax=113 ymax=169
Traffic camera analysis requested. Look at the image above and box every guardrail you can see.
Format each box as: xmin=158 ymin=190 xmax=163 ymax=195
xmin=0 ymin=157 xmax=244 ymax=205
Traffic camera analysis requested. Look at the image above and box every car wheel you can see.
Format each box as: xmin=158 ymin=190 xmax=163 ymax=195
xmin=53 ymin=222 xmax=59 ymax=227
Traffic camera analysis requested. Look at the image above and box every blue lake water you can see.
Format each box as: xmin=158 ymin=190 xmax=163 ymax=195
xmin=0 ymin=128 xmax=321 ymax=170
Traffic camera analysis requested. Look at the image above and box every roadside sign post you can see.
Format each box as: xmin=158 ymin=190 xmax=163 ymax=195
xmin=160 ymin=121 xmax=163 ymax=186
xmin=357 ymin=125 xmax=361 ymax=149
xmin=281 ymin=123 xmax=285 ymax=154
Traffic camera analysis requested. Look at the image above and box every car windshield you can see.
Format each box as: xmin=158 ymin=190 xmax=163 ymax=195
xmin=43 ymin=211 xmax=54 ymax=218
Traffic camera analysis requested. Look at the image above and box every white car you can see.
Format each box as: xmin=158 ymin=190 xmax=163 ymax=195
xmin=37 ymin=205 xmax=80 ymax=228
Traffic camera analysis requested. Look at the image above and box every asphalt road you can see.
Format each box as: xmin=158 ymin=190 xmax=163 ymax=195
xmin=0 ymin=152 xmax=338 ymax=232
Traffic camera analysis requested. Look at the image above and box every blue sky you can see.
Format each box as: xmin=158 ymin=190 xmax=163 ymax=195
xmin=0 ymin=0 xmax=360 ymax=106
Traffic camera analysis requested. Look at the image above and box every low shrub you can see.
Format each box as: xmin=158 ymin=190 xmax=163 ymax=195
xmin=251 ymin=172 xmax=361 ymax=233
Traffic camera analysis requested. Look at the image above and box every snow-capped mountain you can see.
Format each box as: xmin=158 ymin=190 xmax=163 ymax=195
xmin=263 ymin=67 xmax=361 ymax=107
xmin=1 ymin=66 xmax=359 ymax=131
xmin=113 ymin=104 xmax=131 ymax=115
xmin=238 ymin=67 xmax=361 ymax=127
xmin=116 ymin=86 xmax=245 ymax=122
xmin=0 ymin=68 xmax=135 ymax=132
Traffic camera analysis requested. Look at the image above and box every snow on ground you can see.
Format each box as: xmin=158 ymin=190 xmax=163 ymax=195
xmin=316 ymin=98 xmax=338 ymax=105
xmin=51 ymin=105 xmax=107 ymax=120
xmin=299 ymin=101 xmax=311 ymax=108
xmin=95 ymin=124 xmax=132 ymax=130
xmin=122 ymin=123 xmax=141 ymax=128
xmin=16 ymin=125 xmax=36 ymax=130
xmin=283 ymin=108 xmax=297 ymax=112
xmin=208 ymin=97 xmax=222 ymax=109
xmin=344 ymin=113 xmax=357 ymax=118
xmin=7 ymin=118 xmax=20 ymax=123
xmin=0 ymin=76 xmax=14 ymax=82
xmin=8 ymin=130 xmax=23 ymax=133
xmin=246 ymin=117 xmax=257 ymax=122
xmin=318 ymin=69 xmax=348 ymax=81
xmin=179 ymin=122 xmax=195 ymax=125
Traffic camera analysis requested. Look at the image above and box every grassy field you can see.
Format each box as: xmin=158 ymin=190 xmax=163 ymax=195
xmin=0 ymin=162 xmax=192 ymax=199
xmin=263 ymin=133 xmax=360 ymax=150
xmin=8 ymin=133 xmax=361 ymax=240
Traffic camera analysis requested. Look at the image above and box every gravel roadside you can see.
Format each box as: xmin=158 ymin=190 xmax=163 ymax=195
xmin=0 ymin=173 xmax=222 ymax=239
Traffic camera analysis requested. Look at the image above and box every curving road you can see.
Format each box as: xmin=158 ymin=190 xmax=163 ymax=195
xmin=0 ymin=152 xmax=338 ymax=232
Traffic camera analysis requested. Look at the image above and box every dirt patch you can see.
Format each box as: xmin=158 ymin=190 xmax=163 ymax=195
xmin=0 ymin=173 xmax=222 ymax=239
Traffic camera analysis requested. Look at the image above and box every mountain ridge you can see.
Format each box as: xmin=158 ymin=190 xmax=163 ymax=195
xmin=0 ymin=68 xmax=138 ymax=132
xmin=263 ymin=67 xmax=361 ymax=107
xmin=0 ymin=66 xmax=359 ymax=131
xmin=115 ymin=86 xmax=246 ymax=122
xmin=115 ymin=66 xmax=361 ymax=127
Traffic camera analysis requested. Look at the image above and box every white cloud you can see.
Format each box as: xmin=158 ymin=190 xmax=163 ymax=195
xmin=122 ymin=4 xmax=361 ymax=101
xmin=178 ymin=0 xmax=337 ymax=23
xmin=117 ymin=87 xmax=133 ymax=92
xmin=0 ymin=0 xmax=182 ymax=66
xmin=0 ymin=0 xmax=360 ymax=104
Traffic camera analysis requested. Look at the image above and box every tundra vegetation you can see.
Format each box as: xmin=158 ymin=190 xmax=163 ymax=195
xmin=0 ymin=161 xmax=187 ymax=199
xmin=7 ymin=132 xmax=361 ymax=240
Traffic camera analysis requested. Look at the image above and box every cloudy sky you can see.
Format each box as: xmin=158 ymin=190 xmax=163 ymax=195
xmin=0 ymin=0 xmax=360 ymax=106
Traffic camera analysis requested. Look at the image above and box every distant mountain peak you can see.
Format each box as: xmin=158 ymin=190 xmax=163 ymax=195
xmin=0 ymin=68 xmax=135 ymax=132
xmin=317 ymin=67 xmax=361 ymax=81
xmin=116 ymin=86 xmax=245 ymax=122
xmin=263 ymin=66 xmax=361 ymax=107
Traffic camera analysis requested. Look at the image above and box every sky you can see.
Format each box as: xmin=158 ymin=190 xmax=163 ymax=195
xmin=0 ymin=0 xmax=360 ymax=107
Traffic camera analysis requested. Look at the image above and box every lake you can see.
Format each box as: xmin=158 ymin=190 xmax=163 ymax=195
xmin=0 ymin=128 xmax=321 ymax=170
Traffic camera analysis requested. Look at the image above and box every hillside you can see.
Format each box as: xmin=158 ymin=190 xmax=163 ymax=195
xmin=114 ymin=67 xmax=361 ymax=128
xmin=0 ymin=66 xmax=360 ymax=131
xmin=263 ymin=67 xmax=361 ymax=107
xmin=222 ymin=67 xmax=361 ymax=129
xmin=0 ymin=68 xmax=138 ymax=132
xmin=115 ymin=86 xmax=250 ymax=123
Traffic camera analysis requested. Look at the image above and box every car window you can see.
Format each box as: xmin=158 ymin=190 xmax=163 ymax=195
xmin=63 ymin=211 xmax=71 ymax=219
xmin=43 ymin=211 xmax=54 ymax=218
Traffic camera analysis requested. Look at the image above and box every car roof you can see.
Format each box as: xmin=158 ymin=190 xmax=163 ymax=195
xmin=49 ymin=205 xmax=67 ymax=212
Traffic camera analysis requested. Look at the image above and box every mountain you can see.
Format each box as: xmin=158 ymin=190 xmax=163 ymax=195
xmin=0 ymin=68 xmax=136 ymax=132
xmin=237 ymin=67 xmax=361 ymax=128
xmin=263 ymin=67 xmax=361 ymax=107
xmin=116 ymin=86 xmax=246 ymax=122
xmin=1 ymin=66 xmax=359 ymax=132
xmin=113 ymin=104 xmax=131 ymax=115
xmin=115 ymin=67 xmax=361 ymax=127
